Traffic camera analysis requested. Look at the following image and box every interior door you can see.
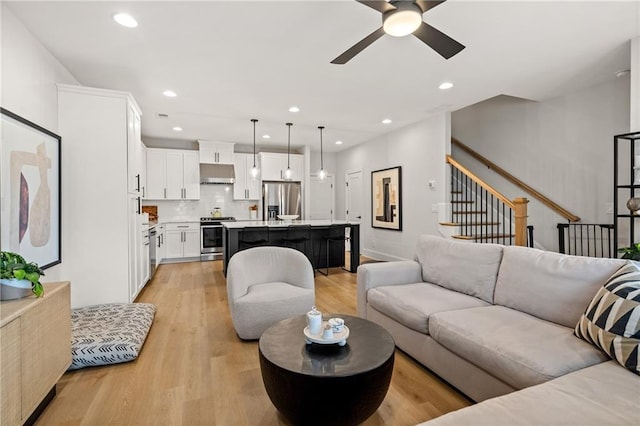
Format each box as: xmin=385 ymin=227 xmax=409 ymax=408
xmin=346 ymin=170 xmax=363 ymax=223
xmin=345 ymin=170 xmax=363 ymax=253
xmin=309 ymin=175 xmax=334 ymax=220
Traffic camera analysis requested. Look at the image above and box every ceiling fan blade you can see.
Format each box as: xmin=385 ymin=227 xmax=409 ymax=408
xmin=331 ymin=27 xmax=386 ymax=64
xmin=355 ymin=0 xmax=396 ymax=13
xmin=415 ymin=0 xmax=446 ymax=13
xmin=412 ymin=22 xmax=465 ymax=59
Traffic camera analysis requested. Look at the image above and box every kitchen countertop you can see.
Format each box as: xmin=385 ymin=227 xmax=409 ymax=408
xmin=222 ymin=220 xmax=355 ymax=229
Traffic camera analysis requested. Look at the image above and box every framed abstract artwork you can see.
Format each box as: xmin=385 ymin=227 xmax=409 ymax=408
xmin=371 ymin=166 xmax=402 ymax=231
xmin=0 ymin=108 xmax=61 ymax=269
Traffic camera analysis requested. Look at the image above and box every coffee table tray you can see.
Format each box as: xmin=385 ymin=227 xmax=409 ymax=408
xmin=304 ymin=325 xmax=350 ymax=346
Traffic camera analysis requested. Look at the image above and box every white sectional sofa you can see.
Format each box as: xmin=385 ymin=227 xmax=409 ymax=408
xmin=357 ymin=235 xmax=640 ymax=424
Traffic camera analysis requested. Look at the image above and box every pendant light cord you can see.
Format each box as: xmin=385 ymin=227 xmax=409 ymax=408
xmin=318 ymin=126 xmax=324 ymax=171
xmin=251 ymin=119 xmax=258 ymax=167
xmin=286 ymin=122 xmax=292 ymax=168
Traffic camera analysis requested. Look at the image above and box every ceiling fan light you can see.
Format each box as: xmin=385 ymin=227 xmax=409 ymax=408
xmin=383 ymin=7 xmax=422 ymax=37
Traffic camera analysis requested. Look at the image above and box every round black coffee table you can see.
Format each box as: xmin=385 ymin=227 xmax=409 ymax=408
xmin=258 ymin=314 xmax=395 ymax=426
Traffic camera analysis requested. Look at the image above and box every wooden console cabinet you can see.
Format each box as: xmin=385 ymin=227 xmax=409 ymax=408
xmin=0 ymin=282 xmax=71 ymax=425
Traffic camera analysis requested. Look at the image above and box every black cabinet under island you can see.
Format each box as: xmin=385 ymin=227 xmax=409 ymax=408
xmin=222 ymin=220 xmax=360 ymax=275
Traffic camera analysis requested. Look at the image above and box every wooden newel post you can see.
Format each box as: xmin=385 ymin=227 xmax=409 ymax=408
xmin=513 ymin=197 xmax=529 ymax=246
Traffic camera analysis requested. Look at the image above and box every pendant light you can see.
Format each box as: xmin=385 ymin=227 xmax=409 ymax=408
xmin=318 ymin=126 xmax=327 ymax=180
xmin=284 ymin=122 xmax=293 ymax=179
xmin=250 ymin=119 xmax=259 ymax=179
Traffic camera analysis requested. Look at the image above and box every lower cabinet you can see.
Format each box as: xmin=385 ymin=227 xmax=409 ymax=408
xmin=157 ymin=224 xmax=166 ymax=263
xmin=165 ymin=223 xmax=200 ymax=260
xmin=0 ymin=282 xmax=71 ymax=426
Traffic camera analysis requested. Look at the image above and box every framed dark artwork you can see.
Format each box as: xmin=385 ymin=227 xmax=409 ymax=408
xmin=371 ymin=166 xmax=402 ymax=231
xmin=1 ymin=108 xmax=61 ymax=269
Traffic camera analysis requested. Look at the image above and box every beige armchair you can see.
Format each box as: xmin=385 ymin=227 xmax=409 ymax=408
xmin=226 ymin=246 xmax=315 ymax=340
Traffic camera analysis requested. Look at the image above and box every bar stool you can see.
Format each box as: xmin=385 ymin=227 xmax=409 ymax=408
xmin=318 ymin=224 xmax=349 ymax=276
xmin=280 ymin=225 xmax=312 ymax=263
xmin=239 ymin=226 xmax=270 ymax=250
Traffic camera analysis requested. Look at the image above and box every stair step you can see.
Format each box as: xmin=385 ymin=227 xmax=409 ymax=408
xmin=439 ymin=221 xmax=500 ymax=227
xmin=452 ymin=234 xmax=515 ymax=241
xmin=450 ymin=200 xmax=475 ymax=204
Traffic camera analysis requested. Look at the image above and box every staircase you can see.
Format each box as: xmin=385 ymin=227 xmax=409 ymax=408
xmin=443 ymin=156 xmax=529 ymax=246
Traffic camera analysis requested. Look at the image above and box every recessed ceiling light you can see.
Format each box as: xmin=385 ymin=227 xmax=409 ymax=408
xmin=113 ymin=13 xmax=138 ymax=28
xmin=172 ymin=126 xmax=183 ymax=132
xmin=335 ymin=140 xmax=343 ymax=145
xmin=163 ymin=90 xmax=177 ymax=97
xmin=439 ymin=82 xmax=454 ymax=90
xmin=382 ymin=118 xmax=392 ymax=124
xmin=288 ymin=106 xmax=300 ymax=113
xmin=262 ymin=134 xmax=271 ymax=139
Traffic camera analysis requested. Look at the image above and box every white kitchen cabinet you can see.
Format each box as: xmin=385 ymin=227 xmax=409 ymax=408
xmin=157 ymin=224 xmax=166 ymax=263
xmin=198 ymin=140 xmax=235 ymax=164
xmin=140 ymin=143 xmax=147 ymax=199
xmin=233 ymin=153 xmax=261 ymax=200
xmin=58 ymin=84 xmax=144 ymax=307
xmin=146 ymin=148 xmax=200 ymax=200
xmin=127 ymin=106 xmax=143 ymax=195
xmin=259 ymin=152 xmax=304 ymax=181
xmin=139 ymin=227 xmax=150 ymax=293
xmin=165 ymin=223 xmax=200 ymax=260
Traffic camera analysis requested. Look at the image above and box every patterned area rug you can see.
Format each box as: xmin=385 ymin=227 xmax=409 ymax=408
xmin=69 ymin=303 xmax=156 ymax=370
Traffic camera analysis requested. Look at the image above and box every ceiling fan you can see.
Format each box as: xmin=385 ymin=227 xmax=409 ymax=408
xmin=331 ymin=0 xmax=465 ymax=64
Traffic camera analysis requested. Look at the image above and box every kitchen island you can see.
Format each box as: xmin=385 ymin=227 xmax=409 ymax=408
xmin=222 ymin=220 xmax=360 ymax=275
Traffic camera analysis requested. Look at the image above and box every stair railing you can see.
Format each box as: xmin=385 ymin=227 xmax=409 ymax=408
xmin=557 ymin=223 xmax=615 ymax=258
xmin=452 ymin=138 xmax=580 ymax=223
xmin=447 ymin=155 xmax=529 ymax=246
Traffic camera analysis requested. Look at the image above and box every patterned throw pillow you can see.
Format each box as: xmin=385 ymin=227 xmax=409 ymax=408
xmin=574 ymin=261 xmax=640 ymax=375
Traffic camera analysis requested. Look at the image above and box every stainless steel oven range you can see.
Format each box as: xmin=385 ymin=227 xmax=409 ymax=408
xmin=200 ymin=217 xmax=235 ymax=261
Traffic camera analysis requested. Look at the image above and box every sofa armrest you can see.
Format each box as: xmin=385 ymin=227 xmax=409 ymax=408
xmin=356 ymin=261 xmax=422 ymax=318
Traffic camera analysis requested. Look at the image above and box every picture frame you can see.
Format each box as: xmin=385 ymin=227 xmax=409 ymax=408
xmin=371 ymin=166 xmax=402 ymax=231
xmin=1 ymin=108 xmax=62 ymax=269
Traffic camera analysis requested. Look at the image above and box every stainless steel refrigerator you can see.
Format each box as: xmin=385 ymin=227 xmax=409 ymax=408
xmin=263 ymin=181 xmax=302 ymax=220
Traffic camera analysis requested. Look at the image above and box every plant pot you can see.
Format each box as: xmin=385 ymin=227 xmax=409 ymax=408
xmin=0 ymin=278 xmax=32 ymax=301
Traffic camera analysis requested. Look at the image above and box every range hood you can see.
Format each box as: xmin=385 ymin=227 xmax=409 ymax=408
xmin=199 ymin=163 xmax=235 ymax=184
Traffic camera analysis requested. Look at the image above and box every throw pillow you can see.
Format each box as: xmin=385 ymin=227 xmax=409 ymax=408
xmin=574 ymin=261 xmax=640 ymax=375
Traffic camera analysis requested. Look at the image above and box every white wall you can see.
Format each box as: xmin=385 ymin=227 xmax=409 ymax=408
xmin=451 ymin=77 xmax=630 ymax=251
xmin=335 ymin=113 xmax=449 ymax=261
xmin=1 ymin=5 xmax=79 ymax=282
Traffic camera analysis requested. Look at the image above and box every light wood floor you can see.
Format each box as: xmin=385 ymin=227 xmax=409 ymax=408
xmin=37 ymin=260 xmax=471 ymax=425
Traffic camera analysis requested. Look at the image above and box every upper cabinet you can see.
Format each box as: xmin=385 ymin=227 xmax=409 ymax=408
xmin=146 ymin=148 xmax=200 ymax=200
xmin=233 ymin=153 xmax=261 ymax=200
xmin=126 ymin=100 xmax=143 ymax=195
xmin=198 ymin=141 xmax=235 ymax=164
xmin=259 ymin=152 xmax=304 ymax=181
xmin=140 ymin=143 xmax=147 ymax=199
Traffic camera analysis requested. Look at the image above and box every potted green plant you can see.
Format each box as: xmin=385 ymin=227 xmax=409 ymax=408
xmin=617 ymin=243 xmax=640 ymax=261
xmin=0 ymin=251 xmax=45 ymax=300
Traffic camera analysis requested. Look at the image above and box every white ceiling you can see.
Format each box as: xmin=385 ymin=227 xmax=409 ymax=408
xmin=6 ymin=1 xmax=640 ymax=152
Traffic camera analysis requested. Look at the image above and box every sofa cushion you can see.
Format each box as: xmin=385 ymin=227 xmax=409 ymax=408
xmin=575 ymin=261 xmax=640 ymax=375
xmin=494 ymin=246 xmax=625 ymax=328
xmin=415 ymin=235 xmax=503 ymax=303
xmin=367 ymin=283 xmax=489 ymax=334
xmin=418 ymin=361 xmax=640 ymax=426
xmin=429 ymin=305 xmax=609 ymax=389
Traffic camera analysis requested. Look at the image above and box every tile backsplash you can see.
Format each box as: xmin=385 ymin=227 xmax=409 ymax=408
xmin=142 ymin=185 xmax=258 ymax=222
